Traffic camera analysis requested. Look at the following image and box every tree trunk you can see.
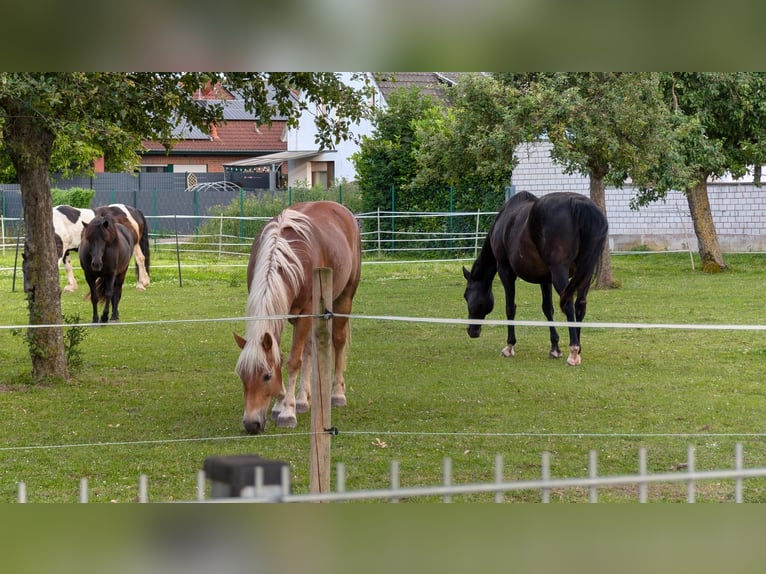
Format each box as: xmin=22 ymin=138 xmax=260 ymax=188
xmin=686 ymin=178 xmax=726 ymax=272
xmin=4 ymin=110 xmax=68 ymax=381
xmin=588 ymin=171 xmax=614 ymax=289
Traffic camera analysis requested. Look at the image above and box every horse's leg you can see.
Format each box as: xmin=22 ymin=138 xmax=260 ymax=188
xmin=132 ymin=243 xmax=149 ymax=290
xmin=498 ymin=268 xmax=517 ymax=357
xmin=330 ymin=315 xmax=351 ymax=406
xmin=110 ymin=278 xmax=124 ymax=322
xmin=277 ymin=317 xmax=311 ymax=428
xmin=100 ymin=277 xmax=114 ymax=323
xmin=63 ymin=253 xmax=78 ymax=292
xmin=551 ymin=265 xmax=580 ymax=366
xmin=295 ymin=343 xmax=312 ymax=413
xmin=574 ymin=286 xmax=590 ymax=356
xmin=540 ymin=282 xmax=562 ymax=358
xmin=88 ymin=282 xmax=99 ymax=324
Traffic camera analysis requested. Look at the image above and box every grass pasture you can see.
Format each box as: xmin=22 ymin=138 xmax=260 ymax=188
xmin=1 ymin=250 xmax=766 ymax=502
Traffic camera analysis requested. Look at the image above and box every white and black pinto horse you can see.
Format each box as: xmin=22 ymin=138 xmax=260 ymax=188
xmin=52 ymin=205 xmax=95 ymax=292
xmin=53 ymin=203 xmax=150 ymax=292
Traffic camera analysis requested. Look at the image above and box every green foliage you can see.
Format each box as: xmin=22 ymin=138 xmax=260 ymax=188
xmin=50 ymin=187 xmax=94 ymax=208
xmin=413 ymin=74 xmax=522 ymax=199
xmin=500 ymin=73 xmax=684 ymax=192
xmin=352 ymin=88 xmax=442 ymax=214
xmin=62 ymin=313 xmax=88 ymax=372
xmin=659 ymin=73 xmax=766 ymax=181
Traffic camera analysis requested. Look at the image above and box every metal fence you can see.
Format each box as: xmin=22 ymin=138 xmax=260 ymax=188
xmin=14 ymin=443 xmax=766 ymax=503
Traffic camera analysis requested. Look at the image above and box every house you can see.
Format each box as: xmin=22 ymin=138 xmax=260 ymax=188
xmin=228 ymin=72 xmax=466 ymax=190
xmin=138 ymin=74 xmax=464 ymax=190
xmin=138 ymin=84 xmax=289 ymax=189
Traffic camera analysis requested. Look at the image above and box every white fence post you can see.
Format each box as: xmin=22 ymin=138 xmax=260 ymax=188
xmin=494 ymin=454 xmax=504 ymax=503
xmin=687 ymin=445 xmax=696 ymax=503
xmin=638 ymin=447 xmax=648 ymax=503
xmin=390 ymin=460 xmax=400 ymax=503
xmin=588 ymin=450 xmax=598 ymax=503
xmin=79 ymin=478 xmax=88 ymax=503
xmin=735 ymin=443 xmax=744 ymax=503
xmin=541 ymin=451 xmax=551 ymax=503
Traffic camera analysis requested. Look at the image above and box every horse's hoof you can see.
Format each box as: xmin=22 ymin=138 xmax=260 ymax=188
xmin=331 ymin=395 xmax=347 ymax=407
xmin=501 ymin=345 xmax=515 ymax=358
xmin=296 ymin=401 xmax=309 ymax=414
xmin=277 ymin=414 xmax=297 ymax=428
xmin=136 ymin=284 xmax=146 ymax=292
xmin=550 ymin=349 xmax=563 ymax=359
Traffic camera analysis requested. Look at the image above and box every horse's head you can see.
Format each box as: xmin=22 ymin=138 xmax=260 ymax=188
xmin=463 ymin=266 xmax=494 ymax=338
xmin=82 ymin=216 xmax=117 ymax=272
xmin=234 ymin=331 xmax=284 ymax=435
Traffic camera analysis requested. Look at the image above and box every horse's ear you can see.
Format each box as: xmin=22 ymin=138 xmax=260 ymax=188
xmin=462 ymin=266 xmax=471 ymax=280
xmin=261 ymin=332 xmax=273 ymax=353
xmin=233 ymin=332 xmax=247 ymax=349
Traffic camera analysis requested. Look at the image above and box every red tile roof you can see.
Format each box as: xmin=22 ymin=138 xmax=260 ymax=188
xmin=142 ymin=120 xmax=287 ymax=154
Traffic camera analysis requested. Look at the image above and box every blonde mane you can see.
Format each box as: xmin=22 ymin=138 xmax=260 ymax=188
xmin=236 ymin=209 xmax=313 ymax=377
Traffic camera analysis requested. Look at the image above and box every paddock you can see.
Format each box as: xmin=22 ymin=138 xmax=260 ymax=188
xmin=1 ymin=249 xmax=766 ymax=502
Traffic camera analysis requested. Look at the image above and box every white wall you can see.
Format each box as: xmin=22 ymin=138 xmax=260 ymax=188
xmin=513 ymin=141 xmax=766 ymax=252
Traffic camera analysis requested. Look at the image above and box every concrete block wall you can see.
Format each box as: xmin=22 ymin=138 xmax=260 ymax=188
xmin=513 ymin=141 xmax=766 ymax=252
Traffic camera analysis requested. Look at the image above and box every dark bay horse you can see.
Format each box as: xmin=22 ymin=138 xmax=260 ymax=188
xmin=79 ymin=214 xmax=135 ymax=323
xmin=234 ymin=201 xmax=362 ymax=434
xmin=94 ymin=204 xmax=151 ymax=290
xmin=463 ymin=191 xmax=608 ymax=366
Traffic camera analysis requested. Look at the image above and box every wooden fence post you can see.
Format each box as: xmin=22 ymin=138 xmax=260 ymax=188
xmin=310 ymin=267 xmax=333 ymax=496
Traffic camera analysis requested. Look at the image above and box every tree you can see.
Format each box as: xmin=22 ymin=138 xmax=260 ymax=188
xmin=645 ymin=73 xmax=766 ymax=272
xmin=0 ymin=72 xmax=371 ymax=381
xmin=413 ymin=73 xmax=526 ymax=212
xmin=352 ymin=87 xmax=442 ymax=213
xmin=499 ymin=73 xmax=682 ymax=288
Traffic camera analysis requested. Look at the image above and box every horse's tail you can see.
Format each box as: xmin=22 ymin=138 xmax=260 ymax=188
xmin=139 ymin=213 xmax=150 ymax=276
xmin=94 ymin=277 xmax=107 ymax=302
xmin=562 ymin=196 xmax=609 ymax=300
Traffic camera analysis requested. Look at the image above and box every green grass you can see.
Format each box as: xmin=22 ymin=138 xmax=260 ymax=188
xmin=1 ymin=250 xmax=766 ymax=502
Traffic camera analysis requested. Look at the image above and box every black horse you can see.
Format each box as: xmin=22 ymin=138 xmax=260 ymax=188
xmin=463 ymin=191 xmax=608 ymax=366
xmin=79 ymin=214 xmax=135 ymax=323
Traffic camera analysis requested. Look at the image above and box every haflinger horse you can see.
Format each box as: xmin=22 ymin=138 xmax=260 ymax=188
xmin=79 ymin=214 xmax=135 ymax=323
xmin=234 ymin=201 xmax=362 ymax=435
xmin=53 ymin=205 xmax=95 ymax=292
xmin=93 ymin=204 xmax=151 ymax=290
xmin=463 ymin=191 xmax=608 ymax=366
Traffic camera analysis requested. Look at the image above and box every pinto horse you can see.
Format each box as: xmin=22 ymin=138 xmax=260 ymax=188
xmin=233 ymin=201 xmax=362 ymax=435
xmin=52 ymin=205 xmax=95 ymax=292
xmin=94 ymin=204 xmax=151 ymax=290
xmin=79 ymin=214 xmax=135 ymax=323
xmin=463 ymin=191 xmax=608 ymax=366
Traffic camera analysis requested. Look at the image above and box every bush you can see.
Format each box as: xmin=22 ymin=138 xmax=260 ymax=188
xmin=51 ymin=187 xmax=95 ymax=208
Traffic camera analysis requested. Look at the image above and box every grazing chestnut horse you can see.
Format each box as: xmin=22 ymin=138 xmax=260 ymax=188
xmin=463 ymin=191 xmax=608 ymax=366
xmin=94 ymin=204 xmax=151 ymax=290
xmin=52 ymin=205 xmax=96 ymax=292
xmin=234 ymin=201 xmax=362 ymax=435
xmin=79 ymin=214 xmax=135 ymax=323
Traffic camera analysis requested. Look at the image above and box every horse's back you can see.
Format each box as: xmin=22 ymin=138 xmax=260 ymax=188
xmin=53 ymin=205 xmax=95 ymax=251
xmin=288 ymin=201 xmax=361 ymax=294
